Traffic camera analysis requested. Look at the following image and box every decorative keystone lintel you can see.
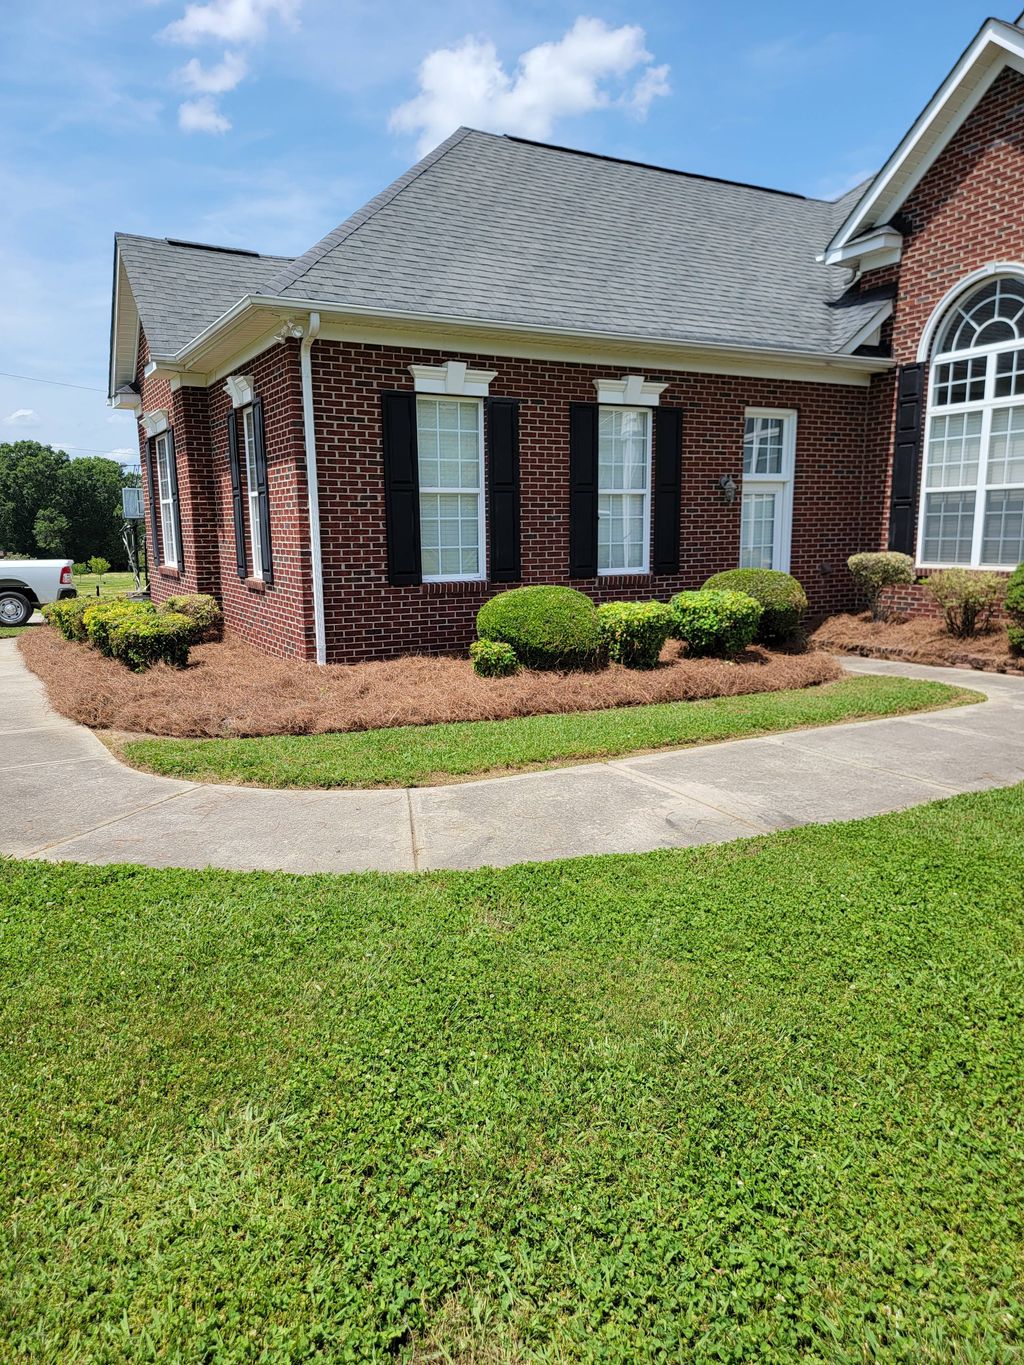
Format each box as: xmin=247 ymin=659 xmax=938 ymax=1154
xmin=223 ymin=373 xmax=255 ymax=409
xmin=140 ymin=408 xmax=169 ymax=438
xmin=593 ymin=374 xmax=667 ymax=406
xmin=409 ymin=360 xmax=497 ymax=397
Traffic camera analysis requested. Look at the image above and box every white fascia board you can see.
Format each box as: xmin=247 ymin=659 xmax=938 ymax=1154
xmin=827 ymin=20 xmax=1024 ymax=258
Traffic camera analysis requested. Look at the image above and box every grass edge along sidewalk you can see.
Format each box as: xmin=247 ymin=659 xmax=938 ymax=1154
xmin=120 ymin=673 xmax=979 ymax=789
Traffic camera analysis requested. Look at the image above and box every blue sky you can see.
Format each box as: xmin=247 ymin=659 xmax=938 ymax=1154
xmin=0 ymin=0 xmax=1004 ymax=466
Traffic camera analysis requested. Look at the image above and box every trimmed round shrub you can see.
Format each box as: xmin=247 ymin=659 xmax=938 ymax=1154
xmin=162 ymin=593 xmax=223 ymax=643
xmin=83 ymin=598 xmax=155 ymax=657
xmin=476 ymin=586 xmax=604 ymax=670
xmin=42 ymin=597 xmax=89 ymax=642
xmin=109 ymin=610 xmax=193 ymax=672
xmin=702 ymin=569 xmax=808 ymax=643
xmin=847 ymin=551 xmax=915 ymax=620
xmin=469 ymin=639 xmax=520 ymax=678
xmin=596 ymin=600 xmax=675 ymax=669
xmin=1005 ymin=563 xmax=1024 ymax=656
xmin=670 ymin=589 xmax=762 ymax=658
xmin=925 ymin=568 xmax=1003 ymax=639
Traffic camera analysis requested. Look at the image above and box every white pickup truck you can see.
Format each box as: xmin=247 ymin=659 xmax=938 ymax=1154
xmin=0 ymin=559 xmax=77 ymax=627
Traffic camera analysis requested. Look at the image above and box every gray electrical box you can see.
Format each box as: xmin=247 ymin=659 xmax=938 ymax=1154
xmin=121 ymin=487 xmax=144 ymax=520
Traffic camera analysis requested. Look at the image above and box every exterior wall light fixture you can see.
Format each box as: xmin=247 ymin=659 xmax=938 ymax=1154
xmin=718 ymin=474 xmax=738 ymax=504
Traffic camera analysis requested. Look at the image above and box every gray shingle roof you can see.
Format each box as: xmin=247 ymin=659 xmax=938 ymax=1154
xmin=262 ymin=130 xmax=878 ymax=356
xmin=115 ymin=234 xmax=291 ymax=358
xmin=116 ymin=132 xmax=885 ymax=362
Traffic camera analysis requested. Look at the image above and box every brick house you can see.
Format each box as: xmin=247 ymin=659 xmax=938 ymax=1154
xmin=109 ymin=14 xmax=1024 ymax=664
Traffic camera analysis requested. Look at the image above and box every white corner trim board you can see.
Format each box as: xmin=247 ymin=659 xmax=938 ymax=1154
xmin=594 ymin=375 xmax=667 ymax=406
xmin=140 ymin=408 xmax=169 ymax=438
xmin=223 ymin=373 xmax=255 ymax=409
xmin=409 ymin=360 xmax=497 ymax=396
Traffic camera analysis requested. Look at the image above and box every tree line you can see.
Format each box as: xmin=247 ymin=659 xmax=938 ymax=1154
xmin=0 ymin=441 xmax=141 ymax=567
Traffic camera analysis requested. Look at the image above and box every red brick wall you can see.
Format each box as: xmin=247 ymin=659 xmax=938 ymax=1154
xmin=859 ymin=65 xmax=1024 ymax=556
xmin=311 ymin=341 xmax=877 ymax=662
xmin=136 ymin=331 xmax=316 ymax=659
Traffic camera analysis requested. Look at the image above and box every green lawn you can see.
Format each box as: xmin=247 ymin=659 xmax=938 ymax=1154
xmin=123 ymin=674 xmax=978 ymax=788
xmin=2 ymin=785 xmax=1023 ymax=1360
xmin=73 ymin=570 xmax=138 ymax=599
xmin=0 ymin=625 xmax=28 ymax=638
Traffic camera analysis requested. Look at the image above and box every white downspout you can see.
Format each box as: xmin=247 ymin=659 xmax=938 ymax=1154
xmin=299 ymin=310 xmax=326 ymax=665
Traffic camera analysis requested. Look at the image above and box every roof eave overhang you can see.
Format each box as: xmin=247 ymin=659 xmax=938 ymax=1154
xmin=818 ymin=227 xmax=904 ymax=272
xmin=151 ymin=293 xmax=893 ymax=390
xmin=108 ymin=241 xmax=141 ymax=402
xmin=825 ymin=19 xmax=1024 ymax=263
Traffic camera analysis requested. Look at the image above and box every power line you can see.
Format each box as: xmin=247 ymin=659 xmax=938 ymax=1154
xmin=0 ymin=370 xmax=105 ymax=393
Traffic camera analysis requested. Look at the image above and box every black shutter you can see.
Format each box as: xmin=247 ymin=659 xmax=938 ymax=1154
xmin=166 ymin=429 xmax=183 ymax=571
xmin=227 ymin=410 xmax=247 ymax=580
xmin=889 ymin=363 xmax=924 ymax=554
xmin=252 ymin=397 xmax=274 ymax=586
xmin=382 ymin=391 xmax=422 ymax=586
xmin=487 ymin=398 xmax=520 ymax=582
xmin=569 ymin=403 xmax=599 ymax=578
xmin=652 ymin=407 xmax=682 ymax=575
xmin=145 ymin=437 xmax=160 ymax=569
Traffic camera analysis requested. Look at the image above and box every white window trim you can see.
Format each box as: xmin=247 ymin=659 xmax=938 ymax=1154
xmin=409 ymin=360 xmax=497 ymax=397
xmin=241 ymin=404 xmax=264 ymax=581
xmin=593 ymin=374 xmax=667 ymax=407
xmin=416 ymin=395 xmax=487 ymax=583
xmin=597 ymin=404 xmax=653 ymax=577
xmin=916 ymin=272 xmax=1024 ymax=569
xmin=153 ymin=432 xmax=179 ymax=569
xmin=740 ymin=408 xmax=796 ymax=574
xmin=141 ymin=408 xmax=168 ymax=438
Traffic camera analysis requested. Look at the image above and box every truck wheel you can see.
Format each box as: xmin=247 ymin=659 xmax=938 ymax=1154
xmin=0 ymin=591 xmax=33 ymax=627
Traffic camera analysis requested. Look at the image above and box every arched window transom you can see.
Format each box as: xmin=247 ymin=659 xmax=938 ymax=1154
xmin=921 ymin=276 xmax=1024 ymax=568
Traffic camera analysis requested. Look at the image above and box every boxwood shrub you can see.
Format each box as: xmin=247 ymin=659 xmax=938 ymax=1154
xmin=42 ymin=597 xmax=90 ymax=642
xmin=847 ymin=551 xmax=915 ymax=620
xmin=702 ymin=569 xmax=808 ymax=642
xmin=469 ymin=639 xmax=520 ymax=678
xmin=670 ymin=589 xmax=762 ymax=658
xmin=476 ymin=586 xmax=604 ymax=670
xmin=1005 ymin=563 xmax=1024 ymax=655
xmin=162 ymin=593 xmax=223 ymax=643
xmin=83 ymin=598 xmax=155 ymax=657
xmin=108 ymin=610 xmax=193 ymax=672
xmin=596 ymin=600 xmax=675 ymax=669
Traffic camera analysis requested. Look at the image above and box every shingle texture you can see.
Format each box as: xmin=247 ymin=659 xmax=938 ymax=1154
xmin=115 ymin=235 xmax=291 ymax=358
xmin=117 ymin=131 xmax=883 ymax=360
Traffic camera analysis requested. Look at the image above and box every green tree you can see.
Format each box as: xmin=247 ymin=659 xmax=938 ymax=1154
xmin=0 ymin=442 xmax=69 ymax=554
xmin=55 ymin=455 xmax=129 ymax=565
xmin=33 ymin=507 xmax=71 ymax=555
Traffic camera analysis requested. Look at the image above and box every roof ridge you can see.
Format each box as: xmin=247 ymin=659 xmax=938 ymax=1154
xmin=115 ymin=231 xmax=292 ymax=263
xmin=498 ymin=132 xmax=816 ymax=201
xmin=261 ymin=126 xmax=474 ymax=297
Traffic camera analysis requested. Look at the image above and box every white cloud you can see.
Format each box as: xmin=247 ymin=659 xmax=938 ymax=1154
xmin=162 ymin=0 xmax=297 ymax=132
xmin=179 ymin=95 xmax=232 ymax=133
xmin=4 ymin=408 xmax=39 ymax=426
xmin=816 ymin=167 xmax=875 ymax=201
xmin=177 ymin=50 xmax=248 ymax=94
xmin=162 ymin=0 xmax=297 ymax=46
xmin=390 ymin=18 xmax=671 ymax=157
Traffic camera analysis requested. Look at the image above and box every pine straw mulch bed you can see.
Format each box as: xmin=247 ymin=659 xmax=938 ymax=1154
xmin=810 ymin=612 xmax=1024 ymax=674
xmin=19 ymin=629 xmax=843 ymax=740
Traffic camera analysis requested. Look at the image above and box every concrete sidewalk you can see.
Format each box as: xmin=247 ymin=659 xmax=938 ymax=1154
xmin=3 ymin=638 xmax=1023 ymax=873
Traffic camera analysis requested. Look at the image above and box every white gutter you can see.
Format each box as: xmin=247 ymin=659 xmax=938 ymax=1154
xmin=299 ymin=311 xmax=326 ymax=665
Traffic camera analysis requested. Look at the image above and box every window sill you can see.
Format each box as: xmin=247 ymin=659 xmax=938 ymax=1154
xmin=422 ymin=579 xmax=489 ymax=596
xmin=596 ymin=572 xmax=654 ymax=587
xmin=157 ymin=566 xmax=181 ymax=580
xmin=244 ymin=577 xmax=266 ymax=594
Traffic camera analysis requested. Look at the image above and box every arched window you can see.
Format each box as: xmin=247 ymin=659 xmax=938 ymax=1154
xmin=921 ymin=276 xmax=1024 ymax=567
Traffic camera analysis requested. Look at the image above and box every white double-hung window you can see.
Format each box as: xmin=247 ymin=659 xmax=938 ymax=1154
xmin=241 ymin=404 xmax=264 ymax=581
xmin=740 ymin=409 xmax=795 ymax=572
xmin=154 ymin=432 xmax=179 ymax=569
xmin=597 ymin=406 xmax=651 ymax=573
xmin=920 ymin=276 xmax=1024 ymax=567
xmin=416 ymin=396 xmax=485 ymax=581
